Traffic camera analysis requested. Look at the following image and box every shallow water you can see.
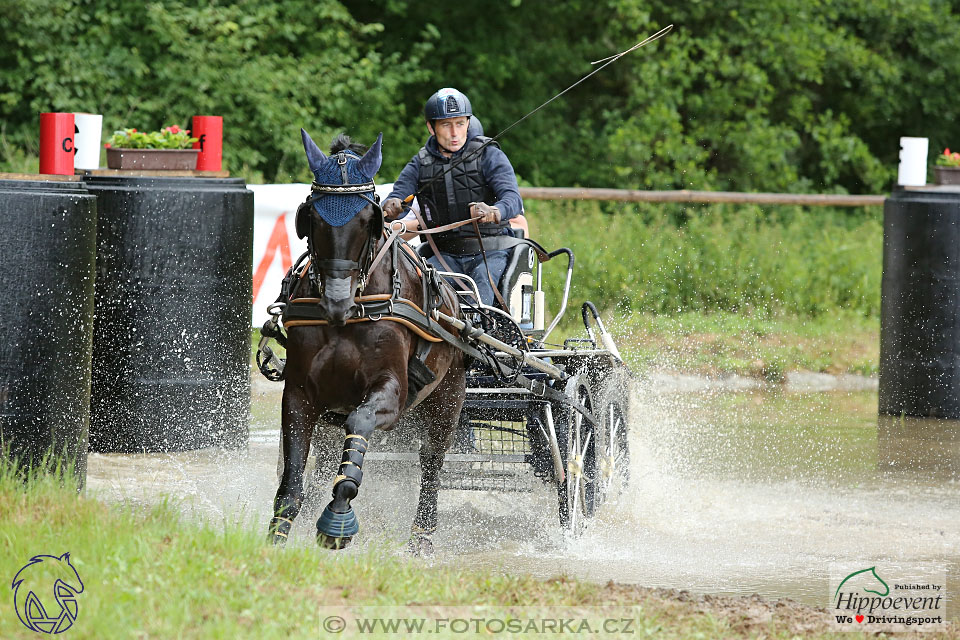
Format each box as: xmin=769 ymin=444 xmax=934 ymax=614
xmin=85 ymin=377 xmax=960 ymax=611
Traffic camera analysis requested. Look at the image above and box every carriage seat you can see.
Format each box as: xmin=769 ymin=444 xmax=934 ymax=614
xmin=497 ymin=242 xmax=536 ymax=328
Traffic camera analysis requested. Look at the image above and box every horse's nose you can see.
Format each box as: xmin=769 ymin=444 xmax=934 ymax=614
xmin=320 ymin=300 xmax=356 ymax=327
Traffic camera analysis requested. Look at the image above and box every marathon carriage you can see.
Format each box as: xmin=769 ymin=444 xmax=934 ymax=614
xmin=259 ymin=213 xmax=632 ymax=535
xmin=258 ymin=129 xmax=632 ymax=550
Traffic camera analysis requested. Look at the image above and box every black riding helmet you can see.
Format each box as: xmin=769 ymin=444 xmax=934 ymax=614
xmin=424 ymin=87 xmax=473 ymax=122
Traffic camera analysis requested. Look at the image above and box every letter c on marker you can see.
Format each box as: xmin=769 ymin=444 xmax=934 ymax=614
xmin=62 ymin=137 xmax=74 ymax=153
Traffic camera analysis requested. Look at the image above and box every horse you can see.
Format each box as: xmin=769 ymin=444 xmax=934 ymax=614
xmin=268 ymin=129 xmax=466 ymax=553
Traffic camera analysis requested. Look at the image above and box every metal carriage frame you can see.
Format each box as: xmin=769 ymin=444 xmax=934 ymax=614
xmin=363 ymin=245 xmax=633 ymax=533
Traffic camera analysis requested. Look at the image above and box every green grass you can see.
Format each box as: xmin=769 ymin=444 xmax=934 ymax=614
xmin=0 ymin=463 xmax=873 ymax=639
xmin=527 ymin=200 xmax=882 ymax=319
xmin=610 ymin=310 xmax=879 ymax=380
xmin=518 ymin=201 xmax=882 ymax=378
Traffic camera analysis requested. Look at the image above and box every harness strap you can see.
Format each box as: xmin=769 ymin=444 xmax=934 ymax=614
xmin=368 ymin=225 xmax=403 ymax=276
xmin=471 ymin=218 xmax=511 ymax=310
xmin=408 ymin=206 xmax=477 ymax=298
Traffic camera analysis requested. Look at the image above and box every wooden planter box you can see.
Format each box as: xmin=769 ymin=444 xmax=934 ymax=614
xmin=934 ymin=166 xmax=960 ymax=185
xmin=106 ymin=148 xmax=199 ymax=171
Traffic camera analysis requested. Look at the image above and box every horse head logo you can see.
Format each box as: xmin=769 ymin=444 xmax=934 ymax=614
xmin=835 ymin=566 xmax=890 ymax=600
xmin=11 ymin=553 xmax=84 ymax=634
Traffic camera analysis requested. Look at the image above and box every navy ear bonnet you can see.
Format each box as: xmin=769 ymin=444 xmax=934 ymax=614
xmin=298 ymin=129 xmax=383 ymax=235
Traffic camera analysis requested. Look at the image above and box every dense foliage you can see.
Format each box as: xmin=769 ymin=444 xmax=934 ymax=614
xmin=0 ymin=0 xmax=429 ymax=181
xmin=2 ymin=0 xmax=959 ymax=190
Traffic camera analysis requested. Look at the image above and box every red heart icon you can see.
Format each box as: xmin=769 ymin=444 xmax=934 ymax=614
xmin=856 ymin=615 xmax=864 ymax=623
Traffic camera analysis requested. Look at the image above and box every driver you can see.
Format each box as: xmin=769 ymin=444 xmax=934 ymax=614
xmin=383 ymin=87 xmax=524 ymax=306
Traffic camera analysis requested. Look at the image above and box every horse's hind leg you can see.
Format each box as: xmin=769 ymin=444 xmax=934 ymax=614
xmin=410 ymin=363 xmax=465 ymax=556
xmin=269 ymin=385 xmax=318 ymax=544
xmin=316 ymin=376 xmax=403 ymax=550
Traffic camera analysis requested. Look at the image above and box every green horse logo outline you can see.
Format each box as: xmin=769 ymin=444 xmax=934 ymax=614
xmin=835 ymin=566 xmax=889 ymax=599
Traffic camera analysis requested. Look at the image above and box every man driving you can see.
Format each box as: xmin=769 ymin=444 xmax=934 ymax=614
xmin=383 ymin=87 xmax=524 ymax=307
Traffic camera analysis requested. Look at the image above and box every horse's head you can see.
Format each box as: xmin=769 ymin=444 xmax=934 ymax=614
xmin=298 ymin=129 xmax=383 ymax=326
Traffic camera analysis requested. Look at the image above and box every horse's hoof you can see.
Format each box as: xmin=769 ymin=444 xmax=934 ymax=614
xmin=407 ymin=535 xmax=434 ymax=557
xmin=316 ymin=504 xmax=359 ymax=549
xmin=317 ymin=533 xmax=353 ymax=550
xmin=268 ymin=517 xmax=293 ymax=545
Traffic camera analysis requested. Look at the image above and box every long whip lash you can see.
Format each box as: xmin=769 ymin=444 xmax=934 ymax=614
xmin=404 ymin=24 xmax=674 ymax=205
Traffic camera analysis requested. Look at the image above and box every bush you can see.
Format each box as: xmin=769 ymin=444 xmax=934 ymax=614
xmin=527 ymin=201 xmax=881 ymax=319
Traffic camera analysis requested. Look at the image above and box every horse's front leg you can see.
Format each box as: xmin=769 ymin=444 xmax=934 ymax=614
xmin=316 ymin=375 xmax=402 ymax=549
xmin=269 ymin=385 xmax=318 ymax=545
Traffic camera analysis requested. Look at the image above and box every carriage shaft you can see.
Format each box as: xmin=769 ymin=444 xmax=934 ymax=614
xmin=432 ymin=310 xmax=566 ymax=380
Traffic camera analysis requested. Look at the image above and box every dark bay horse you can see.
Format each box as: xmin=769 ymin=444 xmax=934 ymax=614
xmin=269 ymin=130 xmax=465 ymax=552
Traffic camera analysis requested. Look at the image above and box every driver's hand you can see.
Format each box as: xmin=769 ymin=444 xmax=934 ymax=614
xmin=383 ymin=197 xmax=403 ymax=220
xmin=469 ymin=202 xmax=501 ymax=224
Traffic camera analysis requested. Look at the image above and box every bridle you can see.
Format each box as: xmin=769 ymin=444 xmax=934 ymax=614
xmin=300 ymin=150 xmax=383 ymax=297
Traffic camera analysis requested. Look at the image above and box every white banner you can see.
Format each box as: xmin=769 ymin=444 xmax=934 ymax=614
xmin=249 ymin=183 xmax=395 ymax=327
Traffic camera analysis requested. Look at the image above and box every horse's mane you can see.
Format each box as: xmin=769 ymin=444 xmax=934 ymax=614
xmin=329 ymin=133 xmax=368 ymax=156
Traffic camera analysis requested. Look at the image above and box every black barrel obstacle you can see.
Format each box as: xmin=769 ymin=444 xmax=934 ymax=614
xmin=879 ymin=186 xmax=960 ymax=419
xmin=0 ymin=176 xmax=98 ymax=480
xmin=85 ymin=176 xmax=253 ymax=452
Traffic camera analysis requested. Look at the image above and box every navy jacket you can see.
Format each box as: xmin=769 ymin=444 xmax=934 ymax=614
xmin=386 ymin=134 xmax=523 ymax=221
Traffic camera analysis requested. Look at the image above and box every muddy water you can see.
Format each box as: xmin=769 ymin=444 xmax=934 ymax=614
xmin=85 ymin=378 xmax=960 ymax=610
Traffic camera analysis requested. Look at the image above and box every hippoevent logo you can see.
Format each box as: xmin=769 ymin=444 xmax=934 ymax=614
xmin=830 ymin=563 xmax=945 ymax=632
xmin=11 ymin=553 xmax=84 ymax=634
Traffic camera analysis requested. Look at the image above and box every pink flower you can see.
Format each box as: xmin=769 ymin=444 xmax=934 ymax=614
xmin=169 ymin=125 xmax=181 ymax=134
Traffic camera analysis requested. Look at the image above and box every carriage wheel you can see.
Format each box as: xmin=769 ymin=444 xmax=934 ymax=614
xmin=554 ymin=377 xmax=597 ymax=535
xmin=598 ymin=397 xmax=630 ymax=504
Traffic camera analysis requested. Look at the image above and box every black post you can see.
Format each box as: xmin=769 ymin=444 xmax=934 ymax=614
xmin=0 ymin=177 xmax=98 ymax=482
xmin=85 ymin=176 xmax=253 ymax=452
xmin=879 ymin=186 xmax=960 ymax=418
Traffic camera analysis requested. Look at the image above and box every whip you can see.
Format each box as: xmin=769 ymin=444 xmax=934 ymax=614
xmin=402 ymin=24 xmax=674 ymax=207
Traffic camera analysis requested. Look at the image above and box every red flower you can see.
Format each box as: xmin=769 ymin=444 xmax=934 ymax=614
xmin=945 ymin=148 xmax=951 ymax=155
xmin=131 ymin=128 xmax=137 ymax=133
xmin=104 ymin=142 xmax=111 ymax=148
xmin=169 ymin=125 xmax=181 ymax=134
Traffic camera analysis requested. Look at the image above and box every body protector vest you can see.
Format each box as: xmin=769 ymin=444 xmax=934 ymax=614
xmin=416 ymin=136 xmax=509 ymax=242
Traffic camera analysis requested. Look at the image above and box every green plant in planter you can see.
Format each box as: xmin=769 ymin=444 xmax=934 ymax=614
xmin=105 ymin=125 xmax=198 ymax=149
xmin=935 ymin=148 xmax=960 ymax=167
